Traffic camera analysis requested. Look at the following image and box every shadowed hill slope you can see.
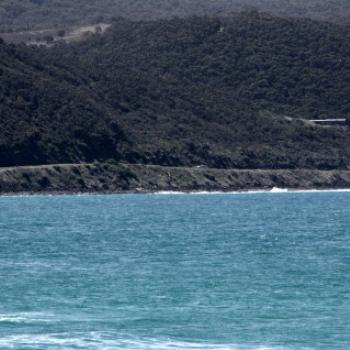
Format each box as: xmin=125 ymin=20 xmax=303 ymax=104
xmin=1 ymin=15 xmax=350 ymax=169
xmin=0 ymin=39 xmax=125 ymax=166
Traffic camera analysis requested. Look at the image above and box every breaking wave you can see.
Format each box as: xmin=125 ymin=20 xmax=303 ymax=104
xmin=0 ymin=333 xmax=302 ymax=350
xmin=153 ymin=188 xmax=350 ymax=195
xmin=0 ymin=312 xmax=52 ymax=324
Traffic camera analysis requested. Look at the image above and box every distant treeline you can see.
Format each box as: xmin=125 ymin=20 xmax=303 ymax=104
xmin=1 ymin=0 xmax=350 ymax=32
xmin=1 ymin=14 xmax=350 ymax=169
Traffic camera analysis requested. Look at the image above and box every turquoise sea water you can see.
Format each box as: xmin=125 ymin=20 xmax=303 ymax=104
xmin=0 ymin=192 xmax=349 ymax=349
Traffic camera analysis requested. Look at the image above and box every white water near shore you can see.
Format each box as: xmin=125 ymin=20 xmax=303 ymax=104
xmin=153 ymin=188 xmax=350 ymax=195
xmin=2 ymin=187 xmax=350 ymax=198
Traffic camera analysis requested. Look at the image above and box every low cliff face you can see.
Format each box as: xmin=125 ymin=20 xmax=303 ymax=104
xmin=2 ymin=163 xmax=350 ymax=194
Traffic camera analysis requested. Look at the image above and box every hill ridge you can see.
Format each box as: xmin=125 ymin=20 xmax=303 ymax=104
xmin=1 ymin=14 xmax=350 ymax=170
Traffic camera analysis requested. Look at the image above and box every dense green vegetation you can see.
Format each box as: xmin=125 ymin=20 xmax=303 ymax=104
xmin=64 ymin=14 xmax=350 ymax=119
xmin=1 ymin=14 xmax=350 ymax=169
xmin=0 ymin=38 xmax=125 ymax=166
xmin=0 ymin=0 xmax=350 ymax=32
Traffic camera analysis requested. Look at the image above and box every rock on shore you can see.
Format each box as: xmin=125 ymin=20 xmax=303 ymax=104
xmin=1 ymin=163 xmax=350 ymax=195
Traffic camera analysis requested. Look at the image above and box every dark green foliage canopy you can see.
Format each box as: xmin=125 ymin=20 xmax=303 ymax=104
xmin=1 ymin=14 xmax=350 ymax=169
xmin=0 ymin=39 xmax=125 ymax=166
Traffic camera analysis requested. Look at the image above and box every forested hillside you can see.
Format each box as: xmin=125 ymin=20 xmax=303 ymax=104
xmin=0 ymin=38 xmax=125 ymax=166
xmin=1 ymin=14 xmax=350 ymax=169
xmin=60 ymin=15 xmax=350 ymax=120
xmin=0 ymin=0 xmax=350 ymax=32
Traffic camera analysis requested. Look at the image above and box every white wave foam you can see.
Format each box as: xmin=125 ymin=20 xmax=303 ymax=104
xmin=270 ymin=187 xmax=289 ymax=193
xmin=0 ymin=312 xmax=52 ymax=324
xmin=292 ymin=188 xmax=350 ymax=193
xmin=153 ymin=188 xmax=350 ymax=195
xmin=152 ymin=190 xmax=262 ymax=195
xmin=0 ymin=333 xmax=301 ymax=350
xmin=153 ymin=191 xmax=187 ymax=195
xmin=0 ymin=316 xmax=27 ymax=323
xmin=3 ymin=187 xmax=350 ymax=198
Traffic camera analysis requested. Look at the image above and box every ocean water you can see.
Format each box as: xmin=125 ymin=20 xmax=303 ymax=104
xmin=0 ymin=192 xmax=349 ymax=350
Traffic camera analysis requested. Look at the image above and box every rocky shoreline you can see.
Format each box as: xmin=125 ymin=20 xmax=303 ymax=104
xmin=1 ymin=163 xmax=350 ymax=195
